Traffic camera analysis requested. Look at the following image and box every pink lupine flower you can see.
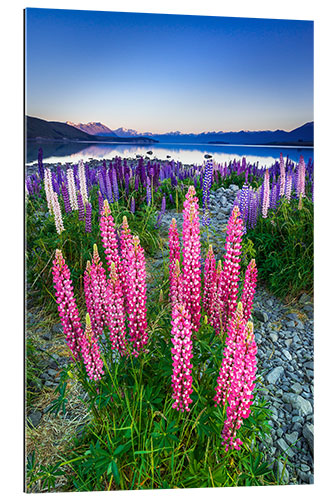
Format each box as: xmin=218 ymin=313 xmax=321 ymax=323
xmin=169 ymin=217 xmax=181 ymax=279
xmin=67 ymin=168 xmax=78 ymax=211
xmin=52 ymin=249 xmax=84 ymax=359
xmin=285 ymin=172 xmax=292 ymax=201
xmin=83 ymin=245 xmax=108 ymax=338
xmin=240 ymin=259 xmax=257 ymax=323
xmin=279 ymin=153 xmax=286 ymax=196
xmin=182 ymin=186 xmax=201 ymax=332
xmin=78 ymin=159 xmax=88 ymax=205
xmin=105 ymin=262 xmax=127 ymax=356
xmin=170 ymin=260 xmax=183 ymax=307
xmin=171 ymin=302 xmax=193 ymax=412
xmin=220 ymin=320 xmax=257 ymax=451
xmin=99 ymin=199 xmax=121 ymax=277
xmin=127 ymin=236 xmax=148 ymax=356
xmin=203 ymin=244 xmax=216 ymax=315
xmin=52 ymin=191 xmax=65 ymax=234
xmin=212 ymin=206 xmax=243 ymax=335
xmin=80 ymin=313 xmax=104 ymax=381
xmin=214 ymin=302 xmax=246 ymax=407
xmin=262 ymin=169 xmax=270 ymax=218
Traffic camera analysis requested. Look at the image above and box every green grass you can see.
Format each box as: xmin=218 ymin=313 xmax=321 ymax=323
xmin=246 ymin=196 xmax=313 ymax=300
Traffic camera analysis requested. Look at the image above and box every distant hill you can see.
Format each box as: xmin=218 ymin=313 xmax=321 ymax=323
xmin=26 ymin=116 xmax=157 ymax=144
xmin=66 ymin=121 xmax=118 ymax=137
xmin=152 ymin=122 xmax=314 ymax=145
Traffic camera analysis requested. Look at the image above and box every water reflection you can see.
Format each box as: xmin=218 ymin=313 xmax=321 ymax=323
xmin=26 ymin=141 xmax=313 ymax=167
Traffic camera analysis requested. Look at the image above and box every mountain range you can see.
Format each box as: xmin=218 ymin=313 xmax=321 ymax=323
xmin=27 ymin=116 xmax=314 ymax=146
xmin=68 ymin=120 xmax=314 ymax=146
xmin=26 ymin=116 xmax=157 ymax=144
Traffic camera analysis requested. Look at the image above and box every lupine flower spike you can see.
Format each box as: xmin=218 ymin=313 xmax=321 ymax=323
xmin=83 ymin=245 xmax=108 ymax=338
xmin=99 ymin=199 xmax=121 ymax=277
xmin=67 ymin=168 xmax=78 ymax=211
xmin=182 ymin=186 xmax=201 ymax=332
xmin=127 ymin=236 xmax=148 ymax=356
xmin=240 ymin=259 xmax=257 ymax=323
xmin=105 ymin=262 xmax=127 ymax=356
xmin=52 ymin=249 xmax=84 ymax=359
xmin=171 ymin=302 xmax=193 ymax=412
xmin=262 ymin=169 xmax=270 ymax=218
xmin=168 ymin=218 xmax=181 ymax=282
xmin=203 ymin=245 xmax=216 ymax=316
xmin=170 ymin=260 xmax=183 ymax=307
xmin=80 ymin=313 xmax=104 ymax=381
xmin=219 ymin=314 xmax=257 ymax=451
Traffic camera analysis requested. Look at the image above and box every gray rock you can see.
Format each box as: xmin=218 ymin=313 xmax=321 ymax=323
xmin=266 ymin=366 xmax=284 ymax=385
xmin=303 ymin=423 xmax=314 ymax=455
xmin=282 ymin=349 xmax=292 ymax=361
xmin=282 ymin=394 xmax=312 ymax=417
xmin=285 ymin=432 xmax=299 ymax=445
xmin=291 ymin=382 xmax=303 ymax=395
xmin=276 ymin=438 xmax=295 ymax=458
xmin=300 ymin=464 xmax=310 ymax=472
xmin=269 ymin=333 xmax=278 ymax=342
xmin=253 ymin=309 xmax=268 ymax=323
xmin=229 ymin=184 xmax=239 ymax=192
xmin=27 ymin=410 xmax=42 ymax=428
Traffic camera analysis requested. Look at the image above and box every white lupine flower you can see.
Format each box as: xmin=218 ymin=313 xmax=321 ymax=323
xmin=78 ymin=160 xmax=88 ymax=205
xmin=44 ymin=168 xmax=54 ymax=214
xmin=67 ymin=168 xmax=78 ymax=210
xmin=52 ymin=192 xmax=65 ymax=234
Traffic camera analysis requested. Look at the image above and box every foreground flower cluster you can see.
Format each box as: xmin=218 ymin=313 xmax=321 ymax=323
xmin=168 ymin=186 xmax=258 ymax=449
xmin=52 ymin=185 xmax=258 ymax=452
xmin=52 ymin=201 xmax=148 ymax=381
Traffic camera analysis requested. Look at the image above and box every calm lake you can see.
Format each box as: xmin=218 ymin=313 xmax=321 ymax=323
xmin=26 ymin=141 xmax=314 ymax=167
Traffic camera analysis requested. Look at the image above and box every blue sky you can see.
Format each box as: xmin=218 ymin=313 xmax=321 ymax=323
xmin=25 ymin=8 xmax=313 ymax=133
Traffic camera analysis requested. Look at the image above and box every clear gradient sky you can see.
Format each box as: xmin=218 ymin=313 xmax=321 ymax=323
xmin=25 ymin=8 xmax=313 ymax=134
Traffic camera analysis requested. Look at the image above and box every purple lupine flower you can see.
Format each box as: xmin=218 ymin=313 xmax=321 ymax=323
xmin=98 ymin=170 xmax=106 ymax=198
xmin=85 ymin=202 xmax=92 ymax=233
xmin=270 ymin=183 xmax=278 ymax=211
xmin=112 ymin=168 xmax=119 ymax=201
xmin=105 ymin=168 xmax=114 ymax=203
xmin=134 ymin=175 xmax=139 ymax=191
xmin=130 ymin=197 xmax=135 ymax=213
xmin=125 ymin=172 xmax=130 ymax=196
xmin=62 ymin=183 xmax=71 ymax=213
xmin=169 ymin=193 xmax=174 ymax=204
xmin=202 ymin=159 xmax=213 ymax=226
xmin=77 ymin=191 xmax=85 ymax=221
xmin=146 ymin=177 xmax=152 ymax=206
xmin=239 ymin=183 xmax=250 ymax=231
xmin=38 ymin=148 xmax=44 ymax=180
